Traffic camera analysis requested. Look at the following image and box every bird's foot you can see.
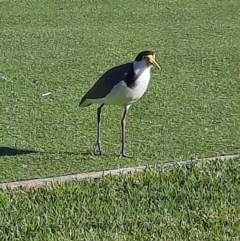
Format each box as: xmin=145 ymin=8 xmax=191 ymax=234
xmin=93 ymin=142 xmax=103 ymax=156
xmin=119 ymin=152 xmax=132 ymax=158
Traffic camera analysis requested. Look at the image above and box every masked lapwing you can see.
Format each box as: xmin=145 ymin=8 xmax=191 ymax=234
xmin=79 ymin=50 xmax=160 ymax=157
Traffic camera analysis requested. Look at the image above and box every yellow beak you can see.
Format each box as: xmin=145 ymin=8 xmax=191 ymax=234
xmin=146 ymin=55 xmax=161 ymax=70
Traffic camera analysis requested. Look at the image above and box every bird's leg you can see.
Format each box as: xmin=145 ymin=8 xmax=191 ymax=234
xmin=120 ymin=105 xmax=130 ymax=158
xmin=94 ymin=104 xmax=104 ymax=155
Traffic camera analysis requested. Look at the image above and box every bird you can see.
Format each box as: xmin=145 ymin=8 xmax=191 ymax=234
xmin=79 ymin=50 xmax=160 ymax=158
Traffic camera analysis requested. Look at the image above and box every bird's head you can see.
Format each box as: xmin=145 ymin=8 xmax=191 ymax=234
xmin=135 ymin=50 xmax=161 ymax=70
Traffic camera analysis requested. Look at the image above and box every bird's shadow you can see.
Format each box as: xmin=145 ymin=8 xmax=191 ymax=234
xmin=0 ymin=146 xmax=92 ymax=157
xmin=0 ymin=146 xmax=37 ymax=157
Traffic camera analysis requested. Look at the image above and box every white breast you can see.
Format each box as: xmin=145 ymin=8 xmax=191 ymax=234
xmin=130 ymin=67 xmax=151 ymax=102
xmin=100 ymin=67 xmax=151 ymax=106
xmin=84 ymin=61 xmax=152 ymax=106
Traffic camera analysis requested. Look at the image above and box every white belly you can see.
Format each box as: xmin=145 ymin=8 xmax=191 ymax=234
xmin=95 ymin=69 xmax=151 ymax=106
xmin=82 ymin=66 xmax=152 ymax=107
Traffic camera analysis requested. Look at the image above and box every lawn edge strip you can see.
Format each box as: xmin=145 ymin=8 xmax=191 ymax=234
xmin=0 ymin=153 xmax=239 ymax=191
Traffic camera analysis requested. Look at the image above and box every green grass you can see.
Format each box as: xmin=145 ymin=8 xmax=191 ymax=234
xmin=1 ymin=0 xmax=240 ymax=182
xmin=0 ymin=160 xmax=239 ymax=240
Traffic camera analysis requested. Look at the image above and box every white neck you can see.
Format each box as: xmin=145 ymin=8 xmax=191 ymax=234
xmin=133 ymin=60 xmax=152 ymax=70
xmin=133 ymin=60 xmax=152 ymax=76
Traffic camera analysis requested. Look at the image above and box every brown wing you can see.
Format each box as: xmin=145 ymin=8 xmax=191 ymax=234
xmin=79 ymin=62 xmax=132 ymax=105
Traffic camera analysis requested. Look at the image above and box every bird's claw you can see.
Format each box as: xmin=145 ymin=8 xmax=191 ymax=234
xmin=93 ymin=142 xmax=103 ymax=155
xmin=119 ymin=152 xmax=131 ymax=158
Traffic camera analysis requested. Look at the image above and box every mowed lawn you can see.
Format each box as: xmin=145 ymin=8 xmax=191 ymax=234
xmin=0 ymin=160 xmax=239 ymax=240
xmin=1 ymin=0 xmax=240 ymax=182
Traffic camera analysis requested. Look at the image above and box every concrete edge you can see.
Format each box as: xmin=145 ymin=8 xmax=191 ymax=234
xmin=0 ymin=153 xmax=239 ymax=191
